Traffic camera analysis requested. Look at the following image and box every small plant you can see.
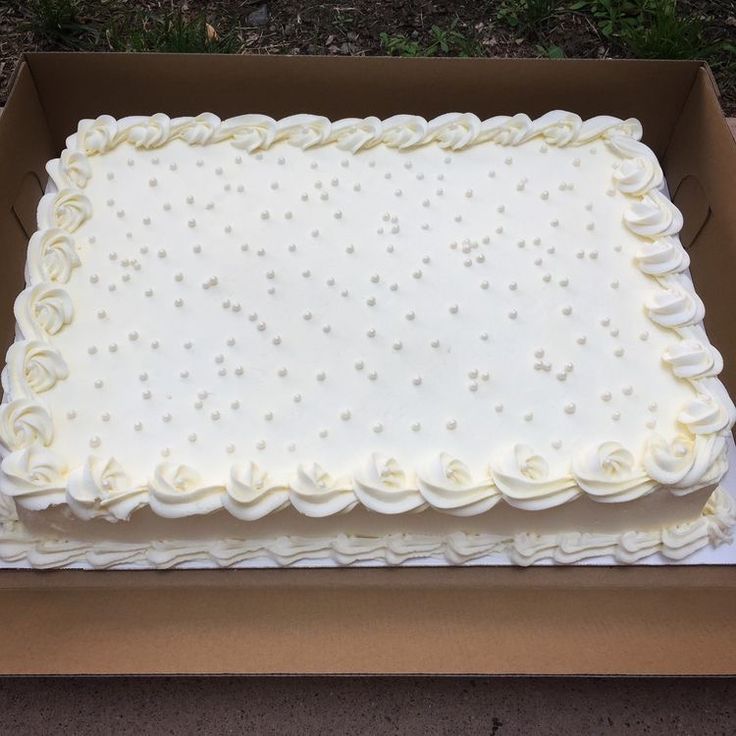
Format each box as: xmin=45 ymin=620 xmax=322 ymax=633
xmin=30 ymin=0 xmax=99 ymax=49
xmin=110 ymin=12 xmax=238 ymax=53
xmin=619 ymin=1 xmax=718 ymax=59
xmin=425 ymin=21 xmax=484 ymax=57
xmin=381 ymin=21 xmax=483 ymax=58
xmin=569 ymin=0 xmax=653 ymax=39
xmin=497 ymin=0 xmax=561 ymax=36
xmin=379 ymin=32 xmax=422 ymax=57
xmin=536 ymin=43 xmax=566 ymax=58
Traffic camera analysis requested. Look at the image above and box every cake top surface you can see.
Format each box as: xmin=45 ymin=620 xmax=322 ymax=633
xmin=1 ymin=111 xmax=733 ymax=520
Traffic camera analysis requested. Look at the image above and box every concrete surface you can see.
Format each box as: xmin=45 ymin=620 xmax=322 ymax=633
xmin=0 ymin=676 xmax=734 ymax=734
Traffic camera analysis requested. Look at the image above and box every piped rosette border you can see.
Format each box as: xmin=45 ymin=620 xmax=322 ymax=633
xmin=0 ymin=111 xmax=733 ymax=537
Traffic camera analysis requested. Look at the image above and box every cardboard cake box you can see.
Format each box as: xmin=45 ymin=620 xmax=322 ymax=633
xmin=0 ymin=53 xmax=735 ymax=675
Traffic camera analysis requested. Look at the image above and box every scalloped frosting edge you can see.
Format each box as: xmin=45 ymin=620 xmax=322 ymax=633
xmin=0 ymin=111 xmax=734 ymax=526
xmin=0 ymin=486 xmax=731 ymax=568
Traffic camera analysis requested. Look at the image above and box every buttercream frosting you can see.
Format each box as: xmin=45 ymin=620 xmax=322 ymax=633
xmin=0 ymin=110 xmax=733 ymax=567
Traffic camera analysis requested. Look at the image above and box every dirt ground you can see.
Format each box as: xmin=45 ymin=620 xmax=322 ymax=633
xmin=1 ymin=1 xmax=734 ymax=113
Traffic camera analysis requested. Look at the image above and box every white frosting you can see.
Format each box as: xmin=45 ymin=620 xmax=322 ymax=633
xmin=0 ymin=485 xmax=731 ymax=568
xmin=0 ymin=110 xmax=733 ymax=567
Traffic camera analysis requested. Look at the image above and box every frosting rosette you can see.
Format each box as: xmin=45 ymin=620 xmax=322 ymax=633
xmin=276 ymin=114 xmax=331 ymax=149
xmin=477 ymin=113 xmax=531 ymax=146
xmin=0 ymin=445 xmax=67 ymax=509
xmin=529 ymin=110 xmax=582 ymax=146
xmin=14 ymin=284 xmax=74 ymax=339
xmin=662 ymin=339 xmax=721 ymax=379
xmin=571 ymin=442 xmax=656 ymax=502
xmin=66 ymin=456 xmax=145 ymax=521
xmin=51 ymin=190 xmax=92 ymax=232
xmin=175 ymin=113 xmax=221 ymax=145
xmin=677 ymin=396 xmax=731 ymax=435
xmin=353 ymin=453 xmax=425 ymax=514
xmin=6 ymin=340 xmax=69 ymax=396
xmin=381 ymin=115 xmax=428 ymax=149
xmin=77 ymin=115 xmax=118 ymax=154
xmin=328 ymin=117 xmax=382 ymax=153
xmin=645 ymin=284 xmax=704 ymax=327
xmin=0 ymin=399 xmax=53 ymax=454
xmin=150 ymin=463 xmax=224 ymax=518
xmin=27 ymin=228 xmax=80 ymax=284
xmin=491 ymin=445 xmax=579 ymax=510
xmin=417 ymin=453 xmax=500 ymax=516
xmin=427 ymin=113 xmax=481 ymax=150
xmin=623 ymin=190 xmax=683 ymax=238
xmin=224 ymin=461 xmax=289 ymax=520
xmin=289 ymin=463 xmax=357 ymax=517
xmin=635 ymin=238 xmax=689 ymax=275
xmin=613 ymin=156 xmax=663 ymax=196
xmin=577 ymin=116 xmax=643 ymax=143
xmin=220 ymin=114 xmax=277 ymax=152
xmin=642 ymin=433 xmax=711 ymax=487
xmin=124 ymin=113 xmax=172 ymax=149
xmin=58 ymin=149 xmax=92 ymax=189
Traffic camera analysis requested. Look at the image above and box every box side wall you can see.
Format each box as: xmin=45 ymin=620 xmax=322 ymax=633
xmin=665 ymin=68 xmax=736 ymax=394
xmin=0 ymin=567 xmax=734 ymax=675
xmin=0 ymin=63 xmax=55 ymax=358
xmin=26 ymin=54 xmax=698 ymax=156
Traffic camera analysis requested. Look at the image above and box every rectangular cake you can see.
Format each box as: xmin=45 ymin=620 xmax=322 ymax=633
xmin=0 ymin=110 xmax=733 ymax=568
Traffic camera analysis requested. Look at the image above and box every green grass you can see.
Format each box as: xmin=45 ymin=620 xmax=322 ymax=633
xmin=618 ymin=1 xmax=720 ymax=59
xmin=380 ymin=20 xmax=483 ymax=58
xmin=30 ymin=0 xmax=100 ymax=48
xmin=108 ymin=11 xmax=239 ymax=53
xmin=497 ymin=0 xmax=562 ymax=36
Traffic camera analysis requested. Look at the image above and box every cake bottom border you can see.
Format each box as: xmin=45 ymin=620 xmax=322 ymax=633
xmin=0 ymin=488 xmax=733 ymax=569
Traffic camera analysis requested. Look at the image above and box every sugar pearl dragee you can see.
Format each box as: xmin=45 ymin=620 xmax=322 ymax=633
xmin=368 ymin=371 xmax=378 ymax=381
xmin=524 ymin=412 xmax=534 ymax=422
xmin=564 ymin=403 xmax=576 ymax=415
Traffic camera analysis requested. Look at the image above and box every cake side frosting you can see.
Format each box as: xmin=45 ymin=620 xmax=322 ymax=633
xmin=0 ymin=111 xmax=734 ymax=527
xmin=0 ymin=485 xmax=732 ymax=568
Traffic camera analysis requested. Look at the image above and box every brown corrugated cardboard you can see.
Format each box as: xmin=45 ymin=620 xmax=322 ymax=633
xmin=0 ymin=54 xmax=734 ymax=675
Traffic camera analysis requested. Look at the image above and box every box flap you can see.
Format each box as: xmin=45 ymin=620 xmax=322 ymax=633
xmin=0 ymin=567 xmax=734 ymax=675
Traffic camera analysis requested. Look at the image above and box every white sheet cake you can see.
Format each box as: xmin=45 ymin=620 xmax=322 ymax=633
xmin=0 ymin=110 xmax=734 ymax=568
